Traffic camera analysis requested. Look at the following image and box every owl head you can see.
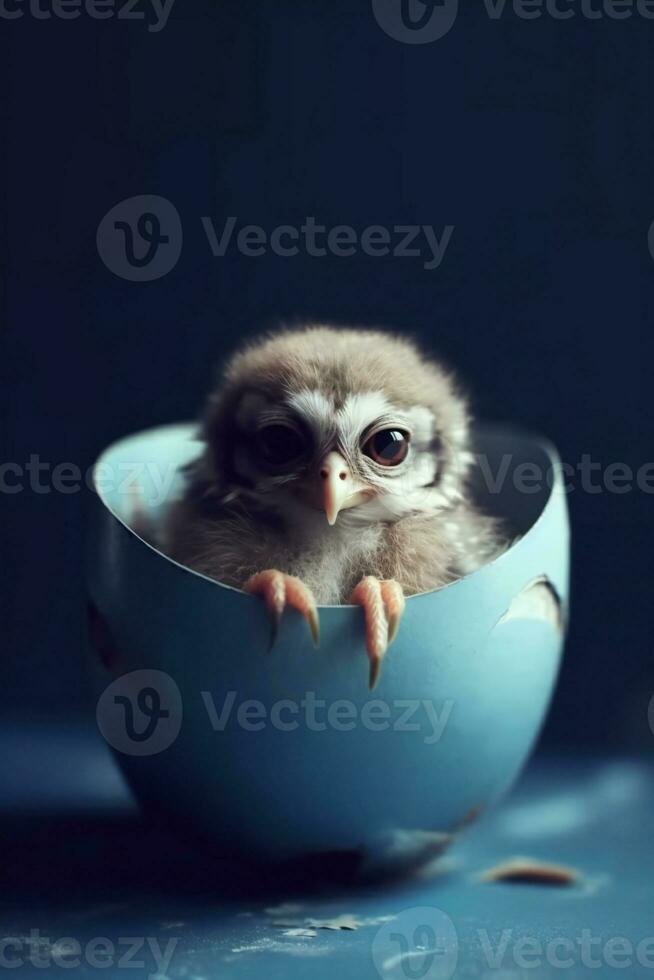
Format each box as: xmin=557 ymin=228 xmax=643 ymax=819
xmin=191 ymin=325 xmax=473 ymax=527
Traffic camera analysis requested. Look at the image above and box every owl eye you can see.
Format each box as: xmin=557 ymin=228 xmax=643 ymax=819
xmin=256 ymin=423 xmax=306 ymax=466
xmin=363 ymin=428 xmax=410 ymax=466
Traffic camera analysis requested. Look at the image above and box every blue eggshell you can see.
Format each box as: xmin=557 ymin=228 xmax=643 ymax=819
xmin=86 ymin=423 xmax=569 ymax=867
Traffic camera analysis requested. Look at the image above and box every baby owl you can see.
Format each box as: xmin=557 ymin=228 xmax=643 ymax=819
xmin=166 ymin=326 xmax=503 ymax=687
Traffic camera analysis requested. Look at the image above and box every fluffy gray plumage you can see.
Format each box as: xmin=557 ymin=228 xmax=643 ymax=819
xmin=165 ymin=325 xmax=504 ymax=604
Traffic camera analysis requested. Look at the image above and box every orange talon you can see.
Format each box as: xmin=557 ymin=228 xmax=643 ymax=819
xmin=285 ymin=575 xmax=320 ymax=646
xmin=245 ymin=570 xmax=319 ymax=650
xmin=350 ymin=577 xmax=387 ymax=689
xmin=381 ymin=579 xmax=406 ymax=645
xmin=350 ymin=576 xmax=406 ymax=689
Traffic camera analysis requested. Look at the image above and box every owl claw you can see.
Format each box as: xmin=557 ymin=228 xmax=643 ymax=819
xmin=305 ymin=606 xmax=320 ymax=647
xmin=350 ymin=577 xmax=406 ymax=689
xmin=381 ymin=579 xmax=405 ymax=646
xmin=268 ymin=607 xmax=282 ymax=652
xmin=245 ymin=570 xmax=320 ymax=650
xmin=368 ymin=656 xmax=382 ymax=691
xmin=386 ymin=614 xmax=400 ymax=646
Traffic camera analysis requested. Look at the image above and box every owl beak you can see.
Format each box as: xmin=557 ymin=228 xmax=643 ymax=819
xmin=319 ymin=451 xmax=368 ymax=525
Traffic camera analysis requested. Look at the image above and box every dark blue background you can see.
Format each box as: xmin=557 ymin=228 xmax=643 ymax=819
xmin=2 ymin=0 xmax=652 ymax=750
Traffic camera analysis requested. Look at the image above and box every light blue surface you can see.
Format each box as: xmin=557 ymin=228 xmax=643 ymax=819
xmin=87 ymin=424 xmax=569 ymax=863
xmin=2 ymin=724 xmax=653 ymax=980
